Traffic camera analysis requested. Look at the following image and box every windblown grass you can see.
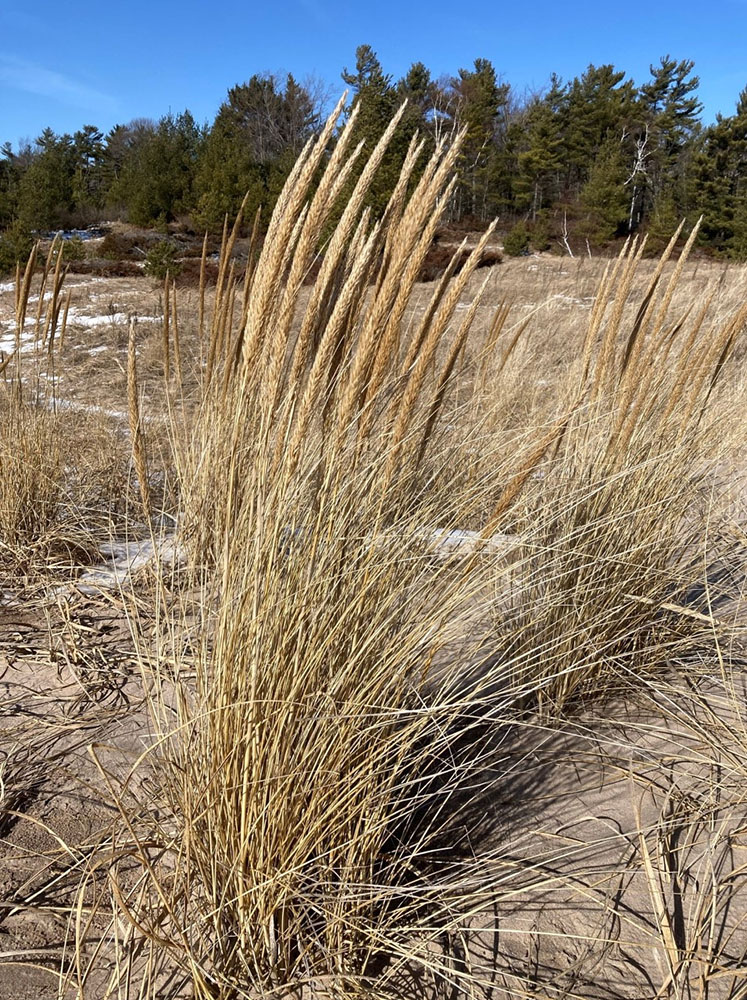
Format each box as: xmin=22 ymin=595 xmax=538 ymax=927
xmin=486 ymin=230 xmax=745 ymax=715
xmin=0 ymin=241 xmax=139 ymax=580
xmin=0 ymin=107 xmax=744 ymax=1000
xmin=63 ymin=102 xmax=746 ymax=1000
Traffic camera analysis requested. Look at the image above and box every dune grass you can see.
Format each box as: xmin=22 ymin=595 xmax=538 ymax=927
xmin=58 ymin=105 xmax=744 ymax=1000
xmin=0 ymin=106 xmax=745 ymax=999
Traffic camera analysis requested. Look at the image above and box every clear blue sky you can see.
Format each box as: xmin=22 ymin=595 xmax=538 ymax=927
xmin=1 ymin=0 xmax=746 ymax=147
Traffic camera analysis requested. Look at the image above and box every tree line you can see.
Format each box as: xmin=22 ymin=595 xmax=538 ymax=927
xmin=2 ymin=45 xmax=747 ymax=262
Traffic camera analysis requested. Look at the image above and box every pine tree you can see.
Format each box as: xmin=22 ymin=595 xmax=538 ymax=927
xmin=341 ymin=45 xmax=405 ymax=216
xmin=692 ymin=87 xmax=747 ymax=255
xmin=564 ymin=64 xmax=635 ymax=194
xmin=71 ymin=125 xmax=106 ymax=221
xmin=450 ymin=58 xmax=510 ymax=220
xmin=579 ymin=135 xmax=630 ymax=244
xmin=16 ymin=130 xmax=76 ymax=231
xmin=629 ymin=56 xmax=702 ymax=232
xmin=0 ymin=143 xmax=22 ymax=230
xmin=103 ymin=119 xmax=153 ymax=207
xmin=396 ymin=61 xmax=438 ymax=148
xmin=194 ymin=74 xmax=318 ymax=233
xmin=515 ymin=82 xmax=566 ymax=219
xmin=110 ymin=112 xmax=203 ymax=227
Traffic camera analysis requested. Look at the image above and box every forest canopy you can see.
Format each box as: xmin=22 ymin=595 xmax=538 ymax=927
xmin=2 ymin=47 xmax=747 ymax=264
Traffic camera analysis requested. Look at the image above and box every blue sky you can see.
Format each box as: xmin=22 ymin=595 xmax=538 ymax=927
xmin=1 ymin=0 xmax=746 ymax=147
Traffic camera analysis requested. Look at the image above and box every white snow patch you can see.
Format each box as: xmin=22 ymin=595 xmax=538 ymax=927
xmin=76 ymin=535 xmax=180 ymax=592
xmin=0 ymin=330 xmax=35 ymax=353
xmin=66 ymin=309 xmax=160 ymax=328
xmin=549 ymin=293 xmax=593 ymax=308
xmin=369 ymin=526 xmax=517 ymax=561
xmin=52 ymin=397 xmax=128 ymax=421
xmin=424 ymin=528 xmax=516 ymax=559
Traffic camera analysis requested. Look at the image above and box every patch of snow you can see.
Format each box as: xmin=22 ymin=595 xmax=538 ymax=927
xmin=0 ymin=281 xmax=15 ymax=294
xmin=25 ymin=534 xmax=180 ymax=600
xmin=424 ymin=528 xmax=516 ymax=559
xmin=0 ymin=331 xmax=35 ymax=353
xmin=43 ymin=228 xmax=105 ymax=242
xmin=52 ymin=397 xmax=128 ymax=421
xmin=369 ymin=526 xmax=517 ymax=561
xmin=273 ymin=523 xmax=519 ymax=567
xmin=69 ymin=311 xmax=128 ymax=327
xmin=549 ymin=293 xmax=593 ymax=308
xmin=66 ymin=308 xmax=160 ymax=328
xmin=76 ymin=535 xmax=180 ymax=592
xmin=63 ymin=279 xmax=109 ymax=291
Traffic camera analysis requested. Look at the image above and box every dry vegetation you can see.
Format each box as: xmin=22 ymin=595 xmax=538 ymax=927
xmin=0 ymin=105 xmax=747 ymax=999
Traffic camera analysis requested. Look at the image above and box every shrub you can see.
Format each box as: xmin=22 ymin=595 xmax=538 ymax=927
xmin=529 ymin=218 xmax=551 ymax=251
xmin=61 ymin=234 xmax=86 ymax=261
xmin=65 ymin=257 xmax=142 ymax=277
xmin=100 ymin=231 xmax=141 ymax=260
xmin=173 ymin=256 xmax=220 ymax=287
xmin=420 ymin=242 xmax=502 ymax=281
xmin=0 ymin=221 xmax=34 ymax=275
xmin=144 ymin=239 xmax=182 ymax=279
xmin=503 ymin=220 xmax=530 ymax=256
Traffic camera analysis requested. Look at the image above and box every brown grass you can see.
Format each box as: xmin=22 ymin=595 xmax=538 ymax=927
xmin=0 ymin=107 xmax=746 ymax=1000
xmin=69 ymin=106 xmax=746 ymax=1000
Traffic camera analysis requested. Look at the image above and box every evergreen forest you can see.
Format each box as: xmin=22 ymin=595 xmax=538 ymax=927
xmin=2 ymin=45 xmax=747 ymax=267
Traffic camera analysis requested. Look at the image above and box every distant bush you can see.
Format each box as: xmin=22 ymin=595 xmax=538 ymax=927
xmin=503 ymin=222 xmax=530 ymax=257
xmin=66 ymin=258 xmax=142 ymax=278
xmin=144 ymin=240 xmax=182 ymax=280
xmin=61 ymin=235 xmax=87 ymax=262
xmin=529 ymin=219 xmax=551 ymax=252
xmin=419 ymin=243 xmax=502 ymax=282
xmin=0 ymin=222 xmax=34 ymax=275
xmin=100 ymin=231 xmax=142 ymax=260
xmin=478 ymin=247 xmax=503 ymax=269
xmin=174 ymin=257 xmax=220 ymax=287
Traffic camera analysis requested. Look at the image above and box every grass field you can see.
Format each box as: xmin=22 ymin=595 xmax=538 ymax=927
xmin=1 ymin=109 xmax=747 ymax=999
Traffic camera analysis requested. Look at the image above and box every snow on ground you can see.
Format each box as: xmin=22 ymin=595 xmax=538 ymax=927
xmin=0 ymin=309 xmax=160 ymax=358
xmin=550 ymin=292 xmax=593 ymax=308
xmin=51 ymin=397 xmax=129 ymax=421
xmin=0 ymin=329 xmax=35 ymax=353
xmin=425 ymin=527 xmax=515 ymax=558
xmin=75 ymin=535 xmax=180 ymax=593
xmin=61 ymin=524 xmax=517 ymax=597
xmin=66 ymin=307 xmax=160 ymax=328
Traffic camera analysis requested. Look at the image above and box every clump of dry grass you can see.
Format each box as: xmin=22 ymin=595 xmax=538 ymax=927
xmin=0 ymin=394 xmax=76 ymax=569
xmin=0 ymin=242 xmax=141 ymax=579
xmin=80 ymin=102 xmax=529 ymax=999
xmin=65 ymin=109 xmax=747 ymax=1000
xmin=485 ymin=231 xmax=745 ymax=715
xmin=0 ymin=387 xmax=138 ymax=579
